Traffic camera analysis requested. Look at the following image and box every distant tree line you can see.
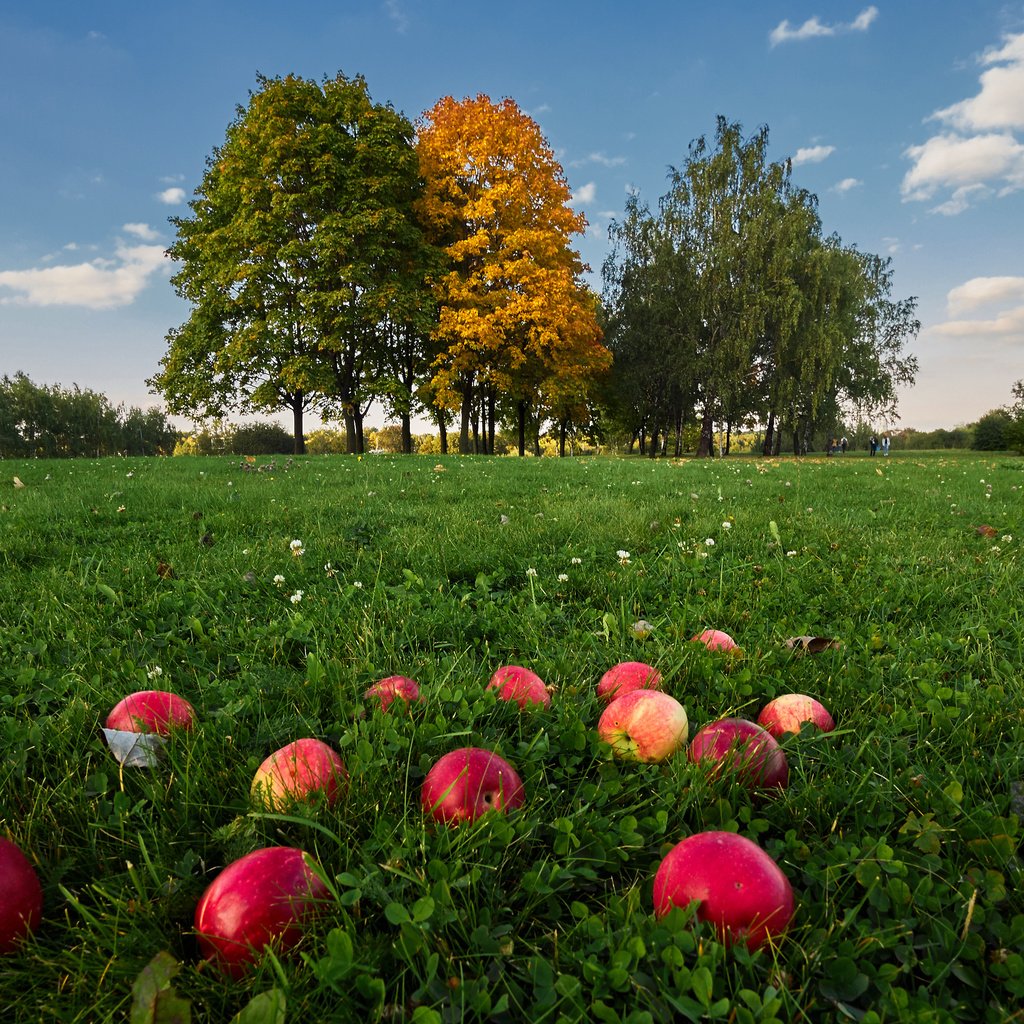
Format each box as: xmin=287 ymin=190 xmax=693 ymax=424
xmin=0 ymin=373 xmax=178 ymax=459
xmin=148 ymin=73 xmax=921 ymax=459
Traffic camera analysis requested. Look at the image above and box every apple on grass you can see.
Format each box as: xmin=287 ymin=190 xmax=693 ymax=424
xmin=757 ymin=694 xmax=835 ymax=738
xmin=689 ymin=717 xmax=789 ymax=790
xmin=597 ymin=689 xmax=689 ymax=763
xmin=194 ymin=846 xmax=332 ymax=978
xmin=363 ymin=675 xmax=422 ymax=712
xmin=653 ymin=831 xmax=795 ymax=950
xmin=105 ymin=690 xmax=196 ymax=735
xmin=596 ymin=661 xmax=662 ymax=703
xmin=0 ymin=837 xmax=43 ymax=955
xmin=421 ymin=747 xmax=525 ymax=825
xmin=251 ymin=738 xmax=347 ymax=812
xmin=692 ymin=629 xmax=739 ymax=653
xmin=487 ymin=665 xmax=551 ymax=709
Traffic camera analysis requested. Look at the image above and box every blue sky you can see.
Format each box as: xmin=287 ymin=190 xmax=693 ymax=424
xmin=2 ymin=1 xmax=1023 ymax=433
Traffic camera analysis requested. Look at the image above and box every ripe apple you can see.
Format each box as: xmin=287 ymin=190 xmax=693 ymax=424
xmin=487 ymin=665 xmax=551 ymax=709
xmin=597 ymin=689 xmax=689 ymax=763
xmin=757 ymin=694 xmax=835 ymax=738
xmin=692 ymin=629 xmax=738 ymax=653
xmin=105 ymin=690 xmax=196 ymax=735
xmin=689 ymin=717 xmax=789 ymax=790
xmin=194 ymin=846 xmax=333 ymax=978
xmin=596 ymin=661 xmax=662 ymax=703
xmin=0 ymin=837 xmax=43 ymax=955
xmin=250 ymin=738 xmax=347 ymax=812
xmin=653 ymin=830 xmax=795 ymax=950
xmin=421 ymin=747 xmax=525 ymax=825
xmin=363 ymin=674 xmax=422 ymax=712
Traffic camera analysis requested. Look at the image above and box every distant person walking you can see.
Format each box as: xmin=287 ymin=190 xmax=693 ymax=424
xmin=869 ymin=435 xmax=878 ymax=456
xmin=882 ymin=436 xmax=890 ymax=456
xmin=840 ymin=436 xmax=848 ymax=454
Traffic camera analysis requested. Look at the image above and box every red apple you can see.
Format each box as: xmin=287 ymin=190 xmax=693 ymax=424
xmin=596 ymin=661 xmax=662 ymax=703
xmin=195 ymin=846 xmax=332 ymax=978
xmin=597 ymin=689 xmax=689 ymax=763
xmin=689 ymin=718 xmax=789 ymax=790
xmin=653 ymin=831 xmax=795 ymax=950
xmin=757 ymin=694 xmax=835 ymax=738
xmin=487 ymin=665 xmax=551 ymax=709
xmin=251 ymin=739 xmax=347 ymax=811
xmin=105 ymin=690 xmax=196 ymax=735
xmin=363 ymin=675 xmax=422 ymax=712
xmin=421 ymin=747 xmax=525 ymax=825
xmin=0 ymin=837 xmax=43 ymax=955
xmin=692 ymin=629 xmax=738 ymax=653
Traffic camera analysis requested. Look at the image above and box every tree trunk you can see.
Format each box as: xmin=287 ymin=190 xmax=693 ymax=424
xmin=697 ymin=406 xmax=715 ymax=457
xmin=725 ymin=420 xmax=732 ymax=456
xmin=517 ymin=399 xmax=527 ymax=457
xmin=674 ymin=413 xmax=683 ymax=458
xmin=763 ymin=410 xmax=776 ymax=457
xmin=648 ymin=426 xmax=659 ymax=458
xmin=559 ymin=419 xmax=567 ymax=457
xmin=459 ymin=388 xmax=472 ymax=454
xmin=354 ymin=412 xmax=365 ymax=455
xmin=400 ymin=413 xmax=412 ymax=454
xmin=437 ymin=409 xmax=448 ymax=454
xmin=291 ymin=399 xmax=306 ymax=455
xmin=486 ymin=390 xmax=496 ymax=455
xmin=344 ymin=411 xmax=358 ymax=454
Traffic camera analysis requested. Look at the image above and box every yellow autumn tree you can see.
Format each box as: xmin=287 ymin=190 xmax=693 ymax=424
xmin=416 ymin=94 xmax=609 ymax=454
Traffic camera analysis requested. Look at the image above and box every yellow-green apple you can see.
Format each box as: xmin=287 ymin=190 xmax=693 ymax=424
xmin=692 ymin=629 xmax=738 ymax=653
xmin=688 ymin=717 xmax=789 ymax=790
xmin=596 ymin=661 xmax=662 ymax=703
xmin=487 ymin=665 xmax=550 ymax=709
xmin=364 ymin=675 xmax=422 ymax=712
xmin=105 ymin=690 xmax=196 ymax=735
xmin=250 ymin=738 xmax=347 ymax=811
xmin=653 ymin=831 xmax=795 ymax=949
xmin=757 ymin=694 xmax=835 ymax=738
xmin=0 ymin=837 xmax=42 ymax=955
xmin=597 ymin=690 xmax=689 ymax=762
xmin=194 ymin=846 xmax=332 ymax=978
xmin=421 ymin=747 xmax=524 ymax=825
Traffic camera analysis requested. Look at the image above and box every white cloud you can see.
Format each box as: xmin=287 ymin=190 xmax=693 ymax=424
xmin=157 ymin=187 xmax=186 ymax=205
xmin=122 ymin=222 xmax=160 ymax=241
xmin=904 ymin=32 xmax=1024 ymax=213
xmin=932 ymin=305 xmax=1024 ymax=337
xmin=833 ymin=177 xmax=862 ymax=193
xmin=0 ymin=243 xmax=168 ymax=310
xmin=947 ymin=275 xmax=1024 ymax=314
xmin=792 ymin=144 xmax=835 ymax=165
xmin=769 ymin=6 xmax=878 ymax=47
xmin=384 ymin=0 xmax=409 ymax=33
xmin=902 ymin=132 xmax=1024 ymax=202
xmin=570 ymin=152 xmax=627 ymax=169
xmin=572 ymin=182 xmax=597 ymax=204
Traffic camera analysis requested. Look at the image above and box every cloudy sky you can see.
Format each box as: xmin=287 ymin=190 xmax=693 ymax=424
xmin=2 ymin=1 xmax=1023 ymax=432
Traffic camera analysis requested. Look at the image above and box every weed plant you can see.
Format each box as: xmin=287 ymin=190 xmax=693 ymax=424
xmin=0 ymin=451 xmax=1022 ymax=1022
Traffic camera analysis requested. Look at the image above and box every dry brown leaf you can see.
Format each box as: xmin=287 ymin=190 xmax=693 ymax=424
xmin=12 ymin=476 xmax=25 ymax=489
xmin=974 ymin=524 xmax=999 ymax=539
xmin=786 ymin=635 xmax=842 ymax=654
xmin=156 ymin=561 xmax=176 ymax=579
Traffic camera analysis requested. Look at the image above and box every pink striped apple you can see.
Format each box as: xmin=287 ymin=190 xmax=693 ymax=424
xmin=598 ymin=689 xmax=689 ymax=763
xmin=757 ymin=694 xmax=835 ymax=738
xmin=0 ymin=837 xmax=42 ymax=955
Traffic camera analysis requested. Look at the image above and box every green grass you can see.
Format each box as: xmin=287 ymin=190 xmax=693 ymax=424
xmin=1 ymin=450 xmax=1022 ymax=1023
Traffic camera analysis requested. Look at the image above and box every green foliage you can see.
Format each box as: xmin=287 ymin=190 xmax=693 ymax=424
xmin=230 ymin=422 xmax=295 ymax=456
xmin=1 ymin=451 xmax=1022 ymax=1022
xmin=972 ymin=409 xmax=1012 ymax=451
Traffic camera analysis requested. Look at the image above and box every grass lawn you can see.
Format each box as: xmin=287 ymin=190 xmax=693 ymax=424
xmin=1 ymin=450 xmax=1022 ymax=1023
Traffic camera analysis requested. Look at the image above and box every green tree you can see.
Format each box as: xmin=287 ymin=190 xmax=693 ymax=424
xmin=972 ymin=408 xmax=1012 ymax=450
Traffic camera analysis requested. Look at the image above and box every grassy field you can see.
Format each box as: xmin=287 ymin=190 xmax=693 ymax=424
xmin=1 ymin=450 xmax=1022 ymax=1023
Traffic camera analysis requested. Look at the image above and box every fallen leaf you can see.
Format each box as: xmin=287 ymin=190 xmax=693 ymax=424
xmin=786 ymin=636 xmax=842 ymax=654
xmin=102 ymin=728 xmax=167 ymax=767
xmin=974 ymin=524 xmax=999 ymax=539
xmin=156 ymin=561 xmax=176 ymax=580
xmin=12 ymin=476 xmax=25 ymax=489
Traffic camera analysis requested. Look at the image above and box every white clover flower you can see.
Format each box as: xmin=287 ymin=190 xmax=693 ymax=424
xmin=785 ymin=481 xmax=791 ymax=487
xmin=1002 ymin=534 xmax=1013 ymax=543
xmin=146 ymin=665 xmax=163 ymax=680
xmin=631 ymin=619 xmax=653 ymax=639
xmin=353 ymin=580 xmax=363 ymax=589
xmin=721 ymin=521 xmax=731 ymax=530
xmin=526 ymin=567 xmax=538 ymax=577
xmin=571 ymin=556 xmax=582 ymax=565
xmin=704 ymin=538 xmax=715 ymax=547
xmin=290 ymin=539 xmax=305 ymax=557
xmin=697 ymin=550 xmax=709 ymax=559
xmin=273 ymin=574 xmax=286 ymax=587
xmin=242 ymin=548 xmax=250 ymax=555
xmin=786 ymin=550 xmax=797 ymax=557
xmin=500 ymin=515 xmax=510 ymax=525
xmin=290 ymin=590 xmax=303 ymax=604
xmin=126 ymin=472 xmax=134 ymax=478
xmin=991 ymin=545 xmax=1002 ymax=554
xmin=616 ymin=550 xmax=630 ymax=560
xmin=117 ymin=505 xmax=126 ymax=513
xmin=324 ymin=562 xmax=338 ymax=578
xmin=557 ymin=573 xmax=569 ymax=583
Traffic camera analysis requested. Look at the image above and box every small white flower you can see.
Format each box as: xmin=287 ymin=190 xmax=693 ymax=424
xmin=146 ymin=665 xmax=163 ymax=680
xmin=324 ymin=562 xmax=338 ymax=578
xmin=571 ymin=556 xmax=582 ymax=565
xmin=1002 ymin=534 xmax=1013 ymax=543
xmin=353 ymin=580 xmax=363 ymax=589
xmin=721 ymin=521 xmax=731 ymax=530
xmin=697 ymin=550 xmax=709 ymax=559
xmin=290 ymin=539 xmax=304 ymax=557
xmin=273 ymin=574 xmax=286 ymax=587
xmin=786 ymin=550 xmax=797 ymax=557
xmin=500 ymin=515 xmax=510 ymax=525
xmin=986 ymin=494 xmax=991 ymax=500
xmin=785 ymin=481 xmax=791 ymax=487
xmin=227 ymin=481 xmax=233 ymax=486
xmin=991 ymin=545 xmax=1002 ymax=554
xmin=631 ymin=619 xmax=653 ymax=639
xmin=690 ymin=492 xmax=699 ymax=500
xmin=526 ymin=567 xmax=538 ymax=578
xmin=242 ymin=548 xmax=250 ymax=555
xmin=117 ymin=505 xmax=126 ymax=513
xmin=704 ymin=538 xmax=715 ymax=547
xmin=616 ymin=550 xmax=630 ymax=560
xmin=557 ymin=573 xmax=569 ymax=583
xmin=126 ymin=472 xmax=134 ymax=478
xmin=806 ymin=507 xmax=813 ymax=513
xmin=290 ymin=590 xmax=303 ymax=604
